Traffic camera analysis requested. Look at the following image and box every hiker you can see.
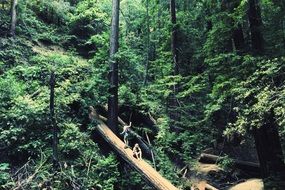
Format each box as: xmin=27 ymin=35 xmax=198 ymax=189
xmin=121 ymin=122 xmax=131 ymax=148
xmin=88 ymin=106 xmax=97 ymax=121
xmin=133 ymin=143 xmax=142 ymax=160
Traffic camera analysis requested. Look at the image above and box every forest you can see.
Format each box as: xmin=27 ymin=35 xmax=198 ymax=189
xmin=0 ymin=0 xmax=285 ymax=189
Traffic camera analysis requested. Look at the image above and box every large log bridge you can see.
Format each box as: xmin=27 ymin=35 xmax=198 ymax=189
xmin=94 ymin=120 xmax=179 ymax=190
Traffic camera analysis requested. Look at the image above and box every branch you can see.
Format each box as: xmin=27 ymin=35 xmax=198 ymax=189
xmin=13 ymin=159 xmax=47 ymax=190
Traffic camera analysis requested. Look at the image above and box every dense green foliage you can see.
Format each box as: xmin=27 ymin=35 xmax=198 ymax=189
xmin=0 ymin=0 xmax=285 ymax=189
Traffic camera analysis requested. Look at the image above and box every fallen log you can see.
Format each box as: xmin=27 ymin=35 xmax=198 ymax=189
xmin=206 ymin=183 xmax=219 ymax=190
xmin=191 ymin=181 xmax=219 ymax=190
xmin=199 ymin=153 xmax=260 ymax=172
xmin=94 ymin=120 xmax=179 ymax=190
xmin=89 ymin=106 xmax=153 ymax=158
xmin=117 ymin=116 xmax=154 ymax=157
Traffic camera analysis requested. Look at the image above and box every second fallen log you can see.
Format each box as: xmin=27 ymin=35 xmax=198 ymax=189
xmin=199 ymin=153 xmax=260 ymax=172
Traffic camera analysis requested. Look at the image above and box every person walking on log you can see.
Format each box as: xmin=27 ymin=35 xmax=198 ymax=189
xmin=121 ymin=122 xmax=131 ymax=148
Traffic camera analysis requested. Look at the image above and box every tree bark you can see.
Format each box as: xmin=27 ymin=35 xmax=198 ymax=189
xmin=170 ymin=0 xmax=179 ymax=77
xmin=221 ymin=0 xmax=245 ymax=52
xmin=247 ymin=0 xmax=285 ymax=175
xmin=232 ymin=24 xmax=245 ymax=52
xmin=9 ymin=0 xmax=17 ymax=37
xmin=248 ymin=0 xmax=263 ymax=54
xmin=50 ymin=71 xmax=59 ymax=168
xmin=247 ymin=0 xmax=285 ymax=178
xmin=143 ymin=0 xmax=151 ymax=85
xmin=199 ymin=153 xmax=260 ymax=172
xmin=253 ymin=111 xmax=285 ymax=178
xmin=253 ymin=127 xmax=268 ymax=177
xmin=169 ymin=0 xmax=180 ymax=131
xmin=280 ymin=18 xmax=285 ymax=50
xmin=108 ymin=0 xmax=120 ymax=134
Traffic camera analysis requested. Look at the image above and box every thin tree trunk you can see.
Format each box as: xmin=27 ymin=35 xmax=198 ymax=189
xmin=9 ymin=0 xmax=17 ymax=37
xmin=169 ymin=0 xmax=180 ymax=131
xmin=273 ymin=0 xmax=285 ymax=50
xmin=157 ymin=0 xmax=163 ymax=78
xmin=145 ymin=132 xmax=156 ymax=169
xmin=282 ymin=20 xmax=285 ymax=50
xmin=50 ymin=71 xmax=59 ymax=168
xmin=170 ymin=0 xmax=179 ymax=78
xmin=108 ymin=0 xmax=120 ymax=134
xmin=248 ymin=0 xmax=263 ymax=54
xmin=144 ymin=0 xmax=150 ymax=85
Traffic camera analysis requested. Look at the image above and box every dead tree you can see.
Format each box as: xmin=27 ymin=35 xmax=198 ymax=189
xmin=108 ymin=0 xmax=120 ymax=134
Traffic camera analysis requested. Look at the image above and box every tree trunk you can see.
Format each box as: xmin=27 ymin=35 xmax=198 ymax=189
xmin=50 ymin=71 xmax=59 ymax=168
xmin=247 ymin=0 xmax=285 ymax=177
xmin=199 ymin=153 xmax=260 ymax=173
xmin=169 ymin=0 xmax=180 ymax=131
xmin=232 ymin=24 xmax=245 ymax=52
xmin=143 ymin=0 xmax=151 ymax=85
xmin=170 ymin=0 xmax=179 ymax=77
xmin=253 ymin=111 xmax=285 ymax=178
xmin=248 ymin=0 xmax=263 ymax=54
xmin=9 ymin=0 xmax=17 ymax=37
xmin=253 ymin=126 xmax=268 ymax=177
xmin=221 ymin=0 xmax=245 ymax=53
xmin=282 ymin=19 xmax=285 ymax=50
xmin=108 ymin=0 xmax=120 ymax=134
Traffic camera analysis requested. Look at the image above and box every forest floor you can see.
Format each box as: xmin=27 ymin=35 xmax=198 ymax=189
xmin=188 ymin=155 xmax=264 ymax=190
xmin=189 ymin=162 xmax=263 ymax=190
xmin=229 ymin=179 xmax=263 ymax=190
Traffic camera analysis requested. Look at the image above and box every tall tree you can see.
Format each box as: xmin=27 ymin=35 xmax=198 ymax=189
xmin=221 ymin=0 xmax=245 ymax=52
xmin=246 ymin=0 xmax=285 ymax=178
xmin=169 ymin=0 xmax=180 ymax=131
xmin=232 ymin=24 xmax=245 ymax=52
xmin=170 ymin=0 xmax=178 ymax=78
xmin=108 ymin=0 xmax=120 ymax=134
xmin=143 ymin=0 xmax=150 ymax=85
xmin=253 ymin=111 xmax=285 ymax=178
xmin=248 ymin=0 xmax=263 ymax=54
xmin=9 ymin=0 xmax=17 ymax=37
